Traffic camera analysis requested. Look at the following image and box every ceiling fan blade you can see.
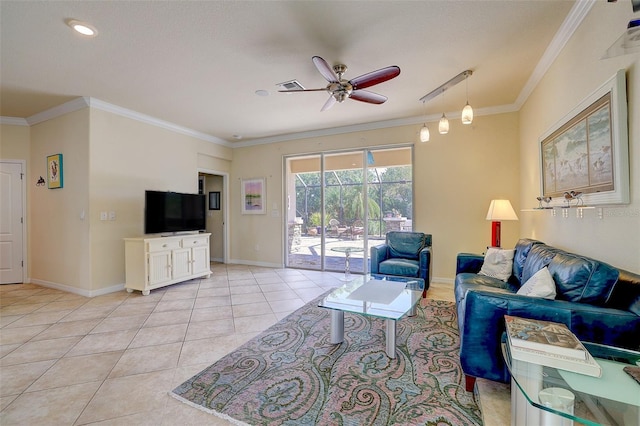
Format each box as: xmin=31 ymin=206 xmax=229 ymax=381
xmin=312 ymin=56 xmax=339 ymax=83
xmin=321 ymin=95 xmax=337 ymax=111
xmin=350 ymin=66 xmax=401 ymax=90
xmin=349 ymin=90 xmax=388 ymax=105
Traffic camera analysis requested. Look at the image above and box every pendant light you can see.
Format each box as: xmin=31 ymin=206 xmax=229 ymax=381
xmin=418 ymin=69 xmax=473 ymax=136
xmin=420 ymin=124 xmax=430 ymax=142
xmin=419 ymin=101 xmax=430 ymax=142
xmin=438 ymin=113 xmax=449 ymax=134
xmin=438 ymin=93 xmax=449 ymax=135
xmin=461 ymin=73 xmax=473 ymax=125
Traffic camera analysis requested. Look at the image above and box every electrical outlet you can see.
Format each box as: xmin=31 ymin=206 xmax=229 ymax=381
xmin=108 ymin=211 xmax=116 ymax=221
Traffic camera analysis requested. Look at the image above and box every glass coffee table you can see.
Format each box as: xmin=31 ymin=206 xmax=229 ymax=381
xmin=318 ymin=274 xmax=424 ymax=358
xmin=503 ymin=339 xmax=640 ymax=425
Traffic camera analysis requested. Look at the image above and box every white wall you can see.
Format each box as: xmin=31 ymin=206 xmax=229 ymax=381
xmin=2 ymin=107 xmax=232 ymax=295
xmin=230 ymin=112 xmax=521 ymax=280
xmin=519 ymin=1 xmax=639 ymax=272
xmin=29 ymin=109 xmax=92 ymax=291
xmin=89 ymin=108 xmax=232 ymax=292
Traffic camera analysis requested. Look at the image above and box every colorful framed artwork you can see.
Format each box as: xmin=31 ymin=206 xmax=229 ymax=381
xmin=241 ymin=178 xmax=265 ymax=214
xmin=47 ymin=154 xmax=63 ymax=189
xmin=539 ymin=70 xmax=629 ymax=206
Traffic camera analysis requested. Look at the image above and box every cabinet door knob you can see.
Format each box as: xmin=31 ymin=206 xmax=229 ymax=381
xmin=162 ymin=244 xmax=168 ymax=248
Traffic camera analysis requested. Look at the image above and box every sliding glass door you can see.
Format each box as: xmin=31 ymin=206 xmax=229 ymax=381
xmin=285 ymin=146 xmax=413 ymax=275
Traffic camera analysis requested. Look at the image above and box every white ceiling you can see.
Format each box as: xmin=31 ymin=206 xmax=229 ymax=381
xmin=1 ymin=1 xmax=580 ymax=145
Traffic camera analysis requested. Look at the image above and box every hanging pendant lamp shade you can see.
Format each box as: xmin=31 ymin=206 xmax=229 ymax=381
xmin=461 ymin=71 xmax=473 ymax=124
xmin=438 ymin=113 xmax=449 ymax=134
xmin=462 ymin=102 xmax=473 ymax=124
xmin=420 ymin=124 xmax=430 ymax=142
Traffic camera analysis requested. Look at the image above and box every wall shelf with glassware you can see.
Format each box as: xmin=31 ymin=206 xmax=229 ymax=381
xmin=521 ymin=206 xmax=599 ymax=219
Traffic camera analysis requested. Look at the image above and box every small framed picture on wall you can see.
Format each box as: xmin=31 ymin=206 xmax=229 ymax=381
xmin=47 ymin=154 xmax=63 ymax=189
xmin=241 ymin=178 xmax=265 ymax=214
xmin=209 ymin=191 xmax=221 ymax=210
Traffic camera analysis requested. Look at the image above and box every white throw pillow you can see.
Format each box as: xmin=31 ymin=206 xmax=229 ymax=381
xmin=517 ymin=266 xmax=557 ymax=299
xmin=479 ymin=248 xmax=515 ymax=282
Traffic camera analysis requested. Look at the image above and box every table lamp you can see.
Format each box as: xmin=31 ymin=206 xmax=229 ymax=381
xmin=486 ymin=199 xmax=518 ymax=247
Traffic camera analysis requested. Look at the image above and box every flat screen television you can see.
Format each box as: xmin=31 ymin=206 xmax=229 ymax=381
xmin=144 ymin=190 xmax=206 ymax=234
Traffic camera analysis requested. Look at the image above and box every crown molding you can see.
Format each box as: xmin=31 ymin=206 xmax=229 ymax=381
xmin=25 ymin=97 xmax=90 ymax=125
xmin=234 ymin=104 xmax=519 ymax=147
xmin=515 ymin=0 xmax=595 ymax=108
xmin=0 ymin=116 xmax=29 ymax=126
xmin=86 ymin=98 xmax=233 ymax=147
xmin=1 ymin=97 xmax=232 ymax=147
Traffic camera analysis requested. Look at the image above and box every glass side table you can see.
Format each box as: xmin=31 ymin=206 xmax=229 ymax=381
xmin=330 ymin=246 xmax=364 ymax=281
xmin=503 ymin=339 xmax=640 ymax=426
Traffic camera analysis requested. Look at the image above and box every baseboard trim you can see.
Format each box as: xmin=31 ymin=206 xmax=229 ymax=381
xmin=29 ymin=279 xmax=125 ymax=298
xmin=228 ymin=259 xmax=284 ymax=269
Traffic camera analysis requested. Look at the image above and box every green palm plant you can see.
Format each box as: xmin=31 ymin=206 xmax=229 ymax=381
xmin=345 ymin=191 xmax=380 ymax=221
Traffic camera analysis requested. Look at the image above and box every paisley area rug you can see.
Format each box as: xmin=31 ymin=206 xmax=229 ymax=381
xmin=170 ymin=297 xmax=481 ymax=426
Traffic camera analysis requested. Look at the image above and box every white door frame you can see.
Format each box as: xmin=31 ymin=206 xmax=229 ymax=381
xmin=198 ymin=168 xmax=229 ymax=264
xmin=0 ymin=159 xmax=27 ymax=284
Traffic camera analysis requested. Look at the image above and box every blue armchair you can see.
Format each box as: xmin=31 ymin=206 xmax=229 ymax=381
xmin=370 ymin=231 xmax=432 ymax=297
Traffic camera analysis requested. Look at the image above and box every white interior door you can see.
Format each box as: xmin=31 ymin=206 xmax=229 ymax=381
xmin=0 ymin=162 xmax=24 ymax=284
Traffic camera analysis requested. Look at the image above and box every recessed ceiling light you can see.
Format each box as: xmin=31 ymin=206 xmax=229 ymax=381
xmin=232 ymin=134 xmax=243 ymax=140
xmin=67 ymin=19 xmax=98 ymax=37
xmin=255 ymin=90 xmax=269 ymax=97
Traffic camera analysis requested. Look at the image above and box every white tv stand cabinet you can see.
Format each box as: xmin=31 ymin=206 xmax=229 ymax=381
xmin=124 ymin=233 xmax=211 ymax=295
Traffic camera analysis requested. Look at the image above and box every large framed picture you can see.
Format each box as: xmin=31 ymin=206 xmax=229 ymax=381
xmin=539 ymin=70 xmax=629 ymax=206
xmin=241 ymin=178 xmax=265 ymax=214
xmin=47 ymin=153 xmax=63 ymax=189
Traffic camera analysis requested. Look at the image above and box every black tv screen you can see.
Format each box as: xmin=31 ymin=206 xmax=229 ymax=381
xmin=145 ymin=190 xmax=206 ymax=234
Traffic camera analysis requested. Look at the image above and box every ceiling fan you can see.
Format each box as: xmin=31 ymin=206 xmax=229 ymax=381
xmin=280 ymin=56 xmax=401 ymax=111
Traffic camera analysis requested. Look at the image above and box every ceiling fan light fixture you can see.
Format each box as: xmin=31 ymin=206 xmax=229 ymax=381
xmin=439 ymin=113 xmax=449 ymax=134
xmin=420 ymin=124 xmax=430 ymax=142
xmin=462 ymin=102 xmax=474 ymax=124
xmin=67 ymin=19 xmax=98 ymax=37
xmin=282 ymin=56 xmax=400 ymax=110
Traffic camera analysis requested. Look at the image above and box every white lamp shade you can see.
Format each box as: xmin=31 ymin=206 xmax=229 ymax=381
xmin=438 ymin=114 xmax=449 ymax=134
xmin=486 ymin=199 xmax=518 ymax=221
xmin=462 ymin=102 xmax=473 ymax=124
xmin=420 ymin=124 xmax=430 ymax=142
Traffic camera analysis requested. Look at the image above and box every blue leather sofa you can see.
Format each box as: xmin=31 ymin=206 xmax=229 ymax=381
xmin=454 ymin=238 xmax=640 ymax=391
xmin=370 ymin=231 xmax=432 ymax=297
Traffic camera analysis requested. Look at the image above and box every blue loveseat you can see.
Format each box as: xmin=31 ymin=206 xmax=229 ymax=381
xmin=370 ymin=231 xmax=432 ymax=297
xmin=454 ymin=238 xmax=640 ymax=391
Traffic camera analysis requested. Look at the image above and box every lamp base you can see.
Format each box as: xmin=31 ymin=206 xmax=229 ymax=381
xmin=491 ymin=221 xmax=501 ymax=248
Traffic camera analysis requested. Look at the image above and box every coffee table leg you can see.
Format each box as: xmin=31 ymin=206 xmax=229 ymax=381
xmin=386 ymin=319 xmax=396 ymax=358
xmin=330 ymin=310 xmax=344 ymax=344
xmin=408 ymin=303 xmax=417 ymax=317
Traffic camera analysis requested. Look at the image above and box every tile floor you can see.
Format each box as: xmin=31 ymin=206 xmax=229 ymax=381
xmin=0 ymin=263 xmax=508 ymax=425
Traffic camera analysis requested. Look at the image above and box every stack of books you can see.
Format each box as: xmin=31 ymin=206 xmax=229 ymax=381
xmin=504 ymin=315 xmax=602 ymax=377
